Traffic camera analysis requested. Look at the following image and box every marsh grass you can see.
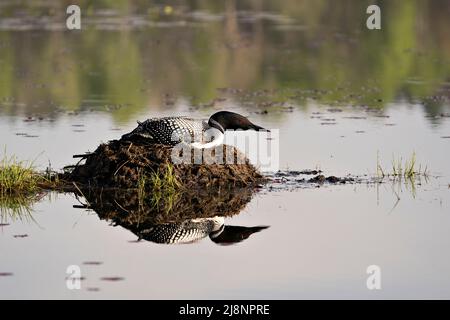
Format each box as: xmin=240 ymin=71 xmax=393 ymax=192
xmin=148 ymin=164 xmax=181 ymax=192
xmin=0 ymin=153 xmax=42 ymax=196
xmin=0 ymin=152 xmax=67 ymax=196
xmin=375 ymin=152 xmax=431 ymax=213
xmin=136 ymin=164 xmax=181 ymax=213
xmin=377 ymin=152 xmax=428 ymax=180
xmin=0 ymin=152 xmax=64 ymax=222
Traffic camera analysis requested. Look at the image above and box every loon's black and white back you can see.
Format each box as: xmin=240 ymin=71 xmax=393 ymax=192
xmin=137 ymin=217 xmax=225 ymax=244
xmin=121 ymin=111 xmax=268 ymax=149
xmin=122 ymin=117 xmax=217 ymax=147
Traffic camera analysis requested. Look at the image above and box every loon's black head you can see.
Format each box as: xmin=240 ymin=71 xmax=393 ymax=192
xmin=209 ymin=225 xmax=269 ymax=245
xmin=208 ymin=111 xmax=269 ymax=133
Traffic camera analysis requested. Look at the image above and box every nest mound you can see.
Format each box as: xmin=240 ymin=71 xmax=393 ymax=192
xmin=65 ymin=139 xmax=265 ymax=189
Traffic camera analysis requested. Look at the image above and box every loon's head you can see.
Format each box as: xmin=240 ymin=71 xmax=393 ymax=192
xmin=208 ymin=111 xmax=269 ymax=133
xmin=209 ymin=225 xmax=269 ymax=245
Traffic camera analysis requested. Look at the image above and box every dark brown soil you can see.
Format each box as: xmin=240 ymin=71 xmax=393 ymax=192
xmin=64 ymin=139 xmax=265 ymax=190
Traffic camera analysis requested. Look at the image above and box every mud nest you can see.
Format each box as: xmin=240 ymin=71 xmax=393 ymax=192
xmin=65 ymin=140 xmax=265 ymax=189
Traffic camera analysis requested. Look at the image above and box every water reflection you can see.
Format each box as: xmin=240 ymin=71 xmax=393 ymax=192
xmin=0 ymin=0 xmax=449 ymax=123
xmin=73 ymin=187 xmax=268 ymax=245
xmin=0 ymin=184 xmax=269 ymax=245
xmin=0 ymin=192 xmax=45 ymax=224
xmin=136 ymin=218 xmax=268 ymax=245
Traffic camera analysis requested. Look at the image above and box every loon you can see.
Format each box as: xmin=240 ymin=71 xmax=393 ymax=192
xmin=136 ymin=217 xmax=269 ymax=245
xmin=121 ymin=111 xmax=269 ymax=149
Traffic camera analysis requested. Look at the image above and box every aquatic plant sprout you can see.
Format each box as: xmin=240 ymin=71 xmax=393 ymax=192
xmin=376 ymin=152 xmax=428 ymax=180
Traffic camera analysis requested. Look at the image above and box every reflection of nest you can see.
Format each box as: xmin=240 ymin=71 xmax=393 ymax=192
xmin=79 ymin=187 xmax=254 ymax=226
xmin=75 ymin=187 xmax=267 ymax=245
xmin=65 ymin=140 xmax=265 ymax=189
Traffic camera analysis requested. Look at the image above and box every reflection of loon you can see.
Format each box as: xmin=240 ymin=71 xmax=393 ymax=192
xmin=137 ymin=217 xmax=268 ymax=245
xmin=121 ymin=111 xmax=268 ymax=149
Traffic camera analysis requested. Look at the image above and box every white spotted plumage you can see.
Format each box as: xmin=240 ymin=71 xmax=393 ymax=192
xmin=138 ymin=217 xmax=224 ymax=244
xmin=122 ymin=117 xmax=223 ymax=148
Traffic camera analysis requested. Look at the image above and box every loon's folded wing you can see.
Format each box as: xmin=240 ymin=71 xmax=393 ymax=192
xmin=138 ymin=223 xmax=208 ymax=244
xmin=122 ymin=117 xmax=204 ymax=146
xmin=137 ymin=217 xmax=224 ymax=244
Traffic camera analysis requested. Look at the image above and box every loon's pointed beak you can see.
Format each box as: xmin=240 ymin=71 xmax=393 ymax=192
xmin=251 ymin=124 xmax=270 ymax=132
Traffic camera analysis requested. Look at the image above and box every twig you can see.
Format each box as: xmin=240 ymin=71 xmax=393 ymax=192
xmin=114 ymin=160 xmax=130 ymax=176
xmin=72 ymin=182 xmax=90 ymax=206
xmin=114 ymin=199 xmax=129 ymax=213
xmin=73 ymin=204 xmax=89 ymax=209
xmin=73 ymin=153 xmax=93 ymax=159
xmin=388 ymin=187 xmax=401 ymax=215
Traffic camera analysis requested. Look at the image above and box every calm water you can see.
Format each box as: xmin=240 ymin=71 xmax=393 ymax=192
xmin=1 ymin=0 xmax=450 ymax=299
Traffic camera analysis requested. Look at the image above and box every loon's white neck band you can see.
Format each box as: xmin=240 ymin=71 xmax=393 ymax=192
xmin=209 ymin=224 xmax=225 ymax=239
xmin=208 ymin=118 xmax=225 ymax=133
xmin=191 ymin=128 xmax=224 ymax=149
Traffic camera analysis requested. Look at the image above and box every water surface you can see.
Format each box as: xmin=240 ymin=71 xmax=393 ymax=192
xmin=1 ymin=0 xmax=450 ymax=299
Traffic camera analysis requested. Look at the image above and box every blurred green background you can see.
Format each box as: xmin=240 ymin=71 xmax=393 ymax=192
xmin=0 ymin=0 xmax=449 ymax=122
